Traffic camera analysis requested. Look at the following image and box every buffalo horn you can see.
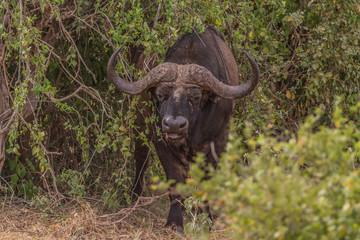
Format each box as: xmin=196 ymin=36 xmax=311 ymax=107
xmin=189 ymin=50 xmax=260 ymax=99
xmin=107 ymin=45 xmax=178 ymax=95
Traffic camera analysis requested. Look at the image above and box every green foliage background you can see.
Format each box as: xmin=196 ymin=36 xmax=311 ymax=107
xmin=0 ymin=0 xmax=359 ymax=238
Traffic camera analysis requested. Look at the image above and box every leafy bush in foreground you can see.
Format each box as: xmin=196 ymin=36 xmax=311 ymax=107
xmin=186 ymin=101 xmax=360 ymax=239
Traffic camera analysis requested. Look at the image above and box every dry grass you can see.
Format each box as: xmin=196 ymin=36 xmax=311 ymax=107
xmin=0 ymin=193 xmax=233 ymax=240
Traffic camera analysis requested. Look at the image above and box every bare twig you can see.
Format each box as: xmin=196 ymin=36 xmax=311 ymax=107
xmin=45 ymin=86 xmax=85 ymax=103
xmin=98 ymin=192 xmax=169 ymax=225
xmin=58 ymin=20 xmax=97 ymax=83
xmin=49 ymin=192 xmax=169 ymax=236
xmin=72 ymin=15 xmax=113 ymax=48
xmin=0 ymin=111 xmax=16 ymax=134
xmin=153 ymin=3 xmax=162 ymax=29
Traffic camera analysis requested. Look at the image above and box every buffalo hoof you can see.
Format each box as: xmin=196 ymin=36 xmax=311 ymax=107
xmin=130 ymin=193 xmax=139 ymax=203
xmin=165 ymin=223 xmax=184 ymax=234
xmin=209 ymin=225 xmax=216 ymax=232
xmin=130 ymin=187 xmax=143 ymax=203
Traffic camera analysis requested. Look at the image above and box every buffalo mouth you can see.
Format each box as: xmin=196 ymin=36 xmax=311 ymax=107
xmin=164 ymin=132 xmax=185 ymax=141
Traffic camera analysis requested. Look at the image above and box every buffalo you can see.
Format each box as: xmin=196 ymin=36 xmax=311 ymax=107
xmin=107 ymin=26 xmax=259 ymax=232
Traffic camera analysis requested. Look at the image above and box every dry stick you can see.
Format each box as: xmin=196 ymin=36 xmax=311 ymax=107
xmin=23 ymin=57 xmax=39 ymax=123
xmin=45 ymin=86 xmax=85 ymax=103
xmin=57 ymin=2 xmax=77 ymax=22
xmin=0 ymin=111 xmax=15 ymax=135
xmin=11 ymin=230 xmax=39 ymax=235
xmin=136 ymin=208 xmax=163 ymax=222
xmin=72 ymin=14 xmax=114 ymax=48
xmin=40 ymin=169 xmax=53 ymax=198
xmin=49 ymin=192 xmax=169 ymax=237
xmin=2 ymin=58 xmax=13 ymax=105
xmin=36 ymin=38 xmax=111 ymax=119
xmin=74 ymin=94 xmax=97 ymax=117
xmin=0 ymin=176 xmax=15 ymax=206
xmin=132 ymin=148 xmax=151 ymax=196
xmin=84 ymin=86 xmax=111 ymax=119
xmin=97 ymin=11 xmax=115 ymax=33
xmin=0 ymin=132 xmax=9 ymax=173
xmin=0 ymin=55 xmax=14 ymax=143
xmin=0 ymin=109 xmax=12 ymax=123
xmin=226 ymin=7 xmax=251 ymax=48
xmin=174 ymin=0 xmax=178 ymax=18
xmin=98 ymin=192 xmax=169 ymax=226
xmin=153 ymin=3 xmax=162 ymax=29
xmin=44 ymin=147 xmax=65 ymax=201
xmin=17 ymin=0 xmax=23 ymax=85
xmin=37 ymin=40 xmax=105 ymax=119
xmin=82 ymin=136 xmax=98 ymax=174
xmin=58 ymin=21 xmax=97 ymax=83
xmin=0 ymin=56 xmax=16 ymax=172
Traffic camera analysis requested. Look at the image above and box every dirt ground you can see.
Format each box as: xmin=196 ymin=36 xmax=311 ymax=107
xmin=0 ymin=193 xmax=232 ymax=240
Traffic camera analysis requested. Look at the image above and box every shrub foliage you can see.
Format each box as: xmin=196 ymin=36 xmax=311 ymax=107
xmin=187 ymin=102 xmax=360 ymax=239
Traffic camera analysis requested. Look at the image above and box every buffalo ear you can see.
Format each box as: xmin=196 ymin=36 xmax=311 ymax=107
xmin=207 ymin=91 xmax=222 ymax=104
xmin=211 ymin=95 xmax=222 ymax=103
xmin=147 ymin=88 xmax=156 ymax=99
xmin=201 ymin=91 xmax=220 ymax=107
xmin=200 ymin=91 xmax=209 ymax=108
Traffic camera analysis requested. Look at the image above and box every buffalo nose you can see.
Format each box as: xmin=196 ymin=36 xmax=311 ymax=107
xmin=162 ymin=116 xmax=189 ymax=133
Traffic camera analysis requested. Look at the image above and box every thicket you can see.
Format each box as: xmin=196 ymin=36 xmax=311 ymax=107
xmin=185 ymin=101 xmax=360 ymax=239
xmin=0 ymin=0 xmax=359 ymax=238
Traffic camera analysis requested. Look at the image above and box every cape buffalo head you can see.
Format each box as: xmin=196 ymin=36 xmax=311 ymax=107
xmin=107 ymin=46 xmax=259 ymax=145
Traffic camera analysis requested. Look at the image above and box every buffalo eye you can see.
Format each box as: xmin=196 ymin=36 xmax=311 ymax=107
xmin=188 ymin=94 xmax=202 ymax=109
xmin=155 ymin=91 xmax=171 ymax=105
xmin=155 ymin=84 xmax=174 ymax=104
xmin=156 ymin=93 xmax=168 ymax=104
xmin=185 ymin=87 xmax=202 ymax=109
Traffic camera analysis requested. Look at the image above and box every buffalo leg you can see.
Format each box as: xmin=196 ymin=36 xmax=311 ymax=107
xmin=165 ymin=187 xmax=185 ymax=233
xmin=131 ymin=138 xmax=150 ymax=201
xmin=131 ymin=98 xmax=153 ymax=201
xmin=156 ymin=146 xmax=187 ymax=232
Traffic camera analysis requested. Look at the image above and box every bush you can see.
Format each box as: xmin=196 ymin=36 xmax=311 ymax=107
xmin=186 ymin=101 xmax=360 ymax=239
